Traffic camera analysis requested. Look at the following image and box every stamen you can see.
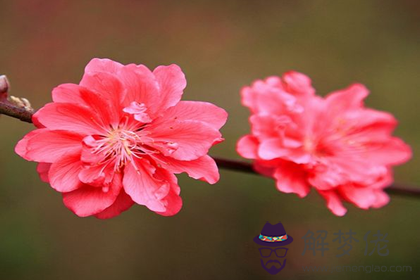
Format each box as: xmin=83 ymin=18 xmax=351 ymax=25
xmin=84 ymin=126 xmax=158 ymax=172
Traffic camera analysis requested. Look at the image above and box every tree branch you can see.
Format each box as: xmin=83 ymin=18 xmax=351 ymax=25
xmin=0 ymin=75 xmax=33 ymax=123
xmin=0 ymin=101 xmax=33 ymax=123
xmin=1 ymin=74 xmax=419 ymax=198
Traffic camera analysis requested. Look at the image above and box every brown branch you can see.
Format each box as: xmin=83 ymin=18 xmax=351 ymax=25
xmin=0 ymin=75 xmax=33 ymax=123
xmin=1 ymin=75 xmax=419 ymax=198
xmin=0 ymin=101 xmax=33 ymax=123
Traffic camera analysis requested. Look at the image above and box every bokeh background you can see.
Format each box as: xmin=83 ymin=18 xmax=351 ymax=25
xmin=1 ymin=0 xmax=419 ymax=279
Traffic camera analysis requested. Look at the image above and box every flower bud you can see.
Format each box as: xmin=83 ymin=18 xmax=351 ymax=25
xmin=0 ymin=75 xmax=9 ymax=101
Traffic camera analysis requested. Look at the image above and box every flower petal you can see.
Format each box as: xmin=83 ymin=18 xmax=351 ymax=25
xmin=153 ymin=64 xmax=186 ymax=111
xmin=123 ymin=161 xmax=169 ymax=212
xmin=237 ymin=135 xmax=259 ymax=159
xmin=95 ymin=190 xmax=134 ymax=219
xmin=250 ymin=114 xmax=292 ymax=139
xmin=309 ymin=163 xmax=348 ymax=190
xmin=363 ymin=138 xmax=412 ymax=166
xmin=318 ymin=190 xmax=347 ymax=216
xmin=77 ymin=79 xmax=123 ymax=127
xmin=123 ymin=101 xmax=152 ymax=123
xmin=52 ymin=83 xmax=88 ymax=105
xmin=33 ymin=103 xmax=105 ymax=135
xmin=153 ymin=154 xmax=220 ymax=184
xmin=49 ymin=153 xmax=83 ymax=192
xmin=118 ymin=64 xmax=161 ymax=117
xmin=339 ymin=184 xmax=377 ymax=209
xmin=84 ymin=58 xmax=124 ymax=75
xmin=273 ymin=163 xmax=310 ymax=198
xmin=371 ymin=191 xmax=390 ymax=208
xmin=241 ymin=78 xmax=300 ymax=114
xmin=78 ymin=160 xmax=115 ymax=187
xmin=155 ymin=101 xmax=227 ymax=130
xmin=152 ymin=169 xmax=183 ymax=217
xmin=258 ymin=138 xmax=289 ymax=160
xmin=36 ymin=163 xmax=51 ymax=183
xmin=15 ymin=129 xmax=83 ymax=162
xmin=325 ymin=83 xmax=369 ymax=114
xmin=147 ymin=120 xmax=222 ymax=161
xmin=62 ymin=174 xmax=122 ymax=217
xmin=282 ymin=71 xmax=315 ymax=97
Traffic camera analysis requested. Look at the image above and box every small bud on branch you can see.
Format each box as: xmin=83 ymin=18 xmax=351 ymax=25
xmin=0 ymin=75 xmax=33 ymax=122
xmin=0 ymin=75 xmax=9 ymax=100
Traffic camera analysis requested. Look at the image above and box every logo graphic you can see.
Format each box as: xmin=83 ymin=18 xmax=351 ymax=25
xmin=253 ymin=222 xmax=293 ymax=275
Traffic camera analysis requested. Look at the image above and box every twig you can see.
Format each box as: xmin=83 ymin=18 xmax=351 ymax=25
xmin=0 ymin=101 xmax=33 ymax=123
xmin=0 ymin=75 xmax=33 ymax=123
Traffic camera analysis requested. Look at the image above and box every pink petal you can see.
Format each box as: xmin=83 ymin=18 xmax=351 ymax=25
xmin=155 ymin=101 xmax=228 ymax=130
xmin=152 ymin=154 xmax=220 ymax=184
xmin=273 ymin=163 xmax=310 ymax=198
xmin=78 ymin=162 xmax=115 ymax=187
xmin=258 ymin=138 xmax=289 ymax=160
xmin=153 ymin=64 xmax=186 ymax=111
xmin=118 ymin=64 xmax=161 ymax=117
xmin=369 ymin=167 xmax=393 ymax=189
xmin=346 ymin=109 xmax=397 ymax=137
xmin=53 ymin=80 xmax=123 ymax=127
xmin=152 ymin=169 xmax=182 ymax=216
xmin=15 ymin=130 xmax=33 ymax=158
xmin=49 ymin=153 xmax=83 ymax=192
xmin=33 ymin=103 xmax=104 ymax=135
xmin=250 ymin=114 xmax=291 ymax=139
xmin=371 ymin=191 xmax=390 ymax=208
xmin=15 ymin=129 xmax=83 ymax=162
xmin=147 ymin=120 xmax=222 ymax=161
xmin=52 ymin=83 xmax=88 ymax=105
xmin=123 ymin=161 xmax=170 ymax=212
xmin=318 ymin=190 xmax=347 ymax=216
xmin=95 ymin=190 xmax=134 ymax=219
xmin=36 ymin=163 xmax=51 ymax=183
xmin=309 ymin=163 xmax=348 ymax=190
xmin=282 ymin=71 xmax=315 ymax=96
xmin=154 ymin=188 xmax=183 ymax=217
xmin=236 ymin=135 xmax=259 ymax=159
xmin=84 ymin=58 xmax=124 ymax=75
xmin=325 ymin=83 xmax=369 ymax=114
xmin=77 ymin=79 xmax=123 ymax=127
xmin=363 ymin=138 xmax=412 ymax=166
xmin=123 ymin=101 xmax=152 ymax=123
xmin=338 ymin=184 xmax=377 ymax=209
xmin=62 ymin=174 xmax=122 ymax=217
xmin=282 ymin=149 xmax=312 ymax=164
xmin=253 ymin=160 xmax=279 ymax=177
xmin=241 ymin=78 xmax=300 ymax=114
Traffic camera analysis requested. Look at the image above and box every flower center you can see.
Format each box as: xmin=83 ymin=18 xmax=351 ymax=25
xmin=303 ymin=137 xmax=332 ymax=157
xmin=107 ymin=129 xmax=142 ymax=168
xmin=84 ymin=128 xmax=149 ymax=172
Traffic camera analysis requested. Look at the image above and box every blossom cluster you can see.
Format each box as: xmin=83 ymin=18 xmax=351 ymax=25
xmin=14 ymin=59 xmax=411 ymax=218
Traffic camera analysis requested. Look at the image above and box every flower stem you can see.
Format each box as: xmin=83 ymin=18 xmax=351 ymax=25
xmin=1 ymin=75 xmax=419 ymax=198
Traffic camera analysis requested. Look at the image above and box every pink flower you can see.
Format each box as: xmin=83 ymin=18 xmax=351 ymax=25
xmin=16 ymin=58 xmax=227 ymax=219
xmin=237 ymin=71 xmax=411 ymax=216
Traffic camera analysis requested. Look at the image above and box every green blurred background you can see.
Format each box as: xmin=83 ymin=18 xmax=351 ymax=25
xmin=0 ymin=0 xmax=419 ymax=279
